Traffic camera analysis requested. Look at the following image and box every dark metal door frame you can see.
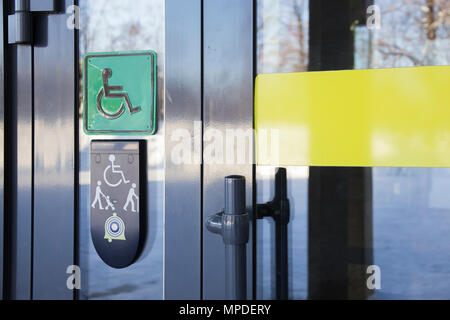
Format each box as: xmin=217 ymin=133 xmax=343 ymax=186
xmin=164 ymin=0 xmax=203 ymax=299
xmin=32 ymin=0 xmax=78 ymax=299
xmin=1 ymin=0 xmax=78 ymax=300
xmin=202 ymin=0 xmax=255 ymax=300
xmin=1 ymin=0 xmax=256 ymax=300
xmin=0 ymin=0 xmax=4 ymax=301
xmin=3 ymin=0 xmax=34 ymax=299
xmin=164 ymin=0 xmax=255 ymax=299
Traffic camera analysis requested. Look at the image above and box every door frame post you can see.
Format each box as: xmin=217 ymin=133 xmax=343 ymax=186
xmin=202 ymin=0 xmax=255 ymax=300
xmin=164 ymin=0 xmax=203 ymax=299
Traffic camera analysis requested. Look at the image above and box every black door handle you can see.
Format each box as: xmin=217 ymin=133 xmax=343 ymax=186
xmin=257 ymin=168 xmax=290 ymax=300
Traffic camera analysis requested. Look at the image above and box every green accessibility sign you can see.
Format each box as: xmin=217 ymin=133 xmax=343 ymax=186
xmin=83 ymin=51 xmax=157 ymax=135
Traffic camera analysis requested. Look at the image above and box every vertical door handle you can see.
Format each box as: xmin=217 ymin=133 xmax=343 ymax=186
xmin=206 ymin=176 xmax=249 ymax=300
xmin=257 ymin=168 xmax=290 ymax=300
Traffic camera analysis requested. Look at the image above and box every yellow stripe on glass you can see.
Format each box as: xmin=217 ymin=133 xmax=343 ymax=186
xmin=255 ymin=66 xmax=450 ymax=167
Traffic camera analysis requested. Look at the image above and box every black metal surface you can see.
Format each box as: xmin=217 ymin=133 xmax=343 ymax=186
xmin=309 ymin=0 xmax=355 ymax=72
xmin=164 ymin=0 xmax=202 ymax=299
xmin=256 ymin=168 xmax=290 ymax=300
xmin=352 ymin=0 xmax=374 ymax=26
xmin=2 ymin=0 xmax=13 ymax=300
xmin=32 ymin=1 xmax=76 ymax=299
xmin=8 ymin=12 xmax=32 ymax=44
xmin=308 ymin=0 xmax=373 ymax=300
xmin=275 ymin=223 xmax=288 ymax=299
xmin=0 ymin=0 xmax=4 ymax=300
xmin=15 ymin=0 xmax=29 ymax=12
xmin=8 ymin=0 xmax=60 ymax=45
xmin=30 ymin=0 xmax=59 ymax=13
xmin=7 ymin=44 xmax=33 ymax=300
xmin=203 ymin=0 xmax=254 ymax=300
xmin=90 ymin=141 xmax=146 ymax=269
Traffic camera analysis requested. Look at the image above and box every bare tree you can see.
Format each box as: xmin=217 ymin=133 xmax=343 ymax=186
xmin=372 ymin=0 xmax=449 ymax=67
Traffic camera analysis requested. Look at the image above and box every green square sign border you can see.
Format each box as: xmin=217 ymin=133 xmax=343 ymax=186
xmin=83 ymin=50 xmax=157 ymax=135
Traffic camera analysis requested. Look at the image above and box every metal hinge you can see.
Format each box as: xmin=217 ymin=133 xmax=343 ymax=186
xmin=8 ymin=0 xmax=63 ymax=45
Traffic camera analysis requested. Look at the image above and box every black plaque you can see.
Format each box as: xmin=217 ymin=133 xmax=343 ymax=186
xmin=90 ymin=141 xmax=146 ymax=268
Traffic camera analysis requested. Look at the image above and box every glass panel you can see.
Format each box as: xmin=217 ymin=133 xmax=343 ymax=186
xmin=78 ymin=0 xmax=165 ymax=299
xmin=256 ymin=0 xmax=450 ymax=299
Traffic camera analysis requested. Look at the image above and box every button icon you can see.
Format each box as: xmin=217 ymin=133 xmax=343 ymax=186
xmin=104 ymin=213 xmax=126 ymax=243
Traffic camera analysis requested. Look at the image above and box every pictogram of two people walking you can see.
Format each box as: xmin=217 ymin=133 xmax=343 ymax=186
xmin=92 ymin=180 xmax=139 ymax=213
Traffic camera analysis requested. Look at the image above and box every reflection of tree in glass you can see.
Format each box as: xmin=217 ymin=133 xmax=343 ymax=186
xmin=258 ymin=0 xmax=449 ymax=73
xmin=360 ymin=0 xmax=449 ymax=68
xmin=257 ymin=0 xmax=309 ymax=74
xmin=79 ymin=0 xmax=163 ymax=54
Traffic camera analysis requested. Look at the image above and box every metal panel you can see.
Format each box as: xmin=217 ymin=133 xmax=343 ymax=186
xmin=2 ymin=0 xmax=35 ymax=300
xmin=0 ymin=0 xmax=4 ymax=299
xmin=32 ymin=0 xmax=76 ymax=299
xmin=256 ymin=66 xmax=450 ymax=167
xmin=203 ymin=0 xmax=254 ymax=299
xmin=8 ymin=44 xmax=33 ymax=300
xmin=307 ymin=0 xmax=372 ymax=300
xmin=30 ymin=0 xmax=60 ymax=13
xmin=164 ymin=0 xmax=202 ymax=299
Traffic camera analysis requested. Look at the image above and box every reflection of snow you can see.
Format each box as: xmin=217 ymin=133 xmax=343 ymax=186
xmin=429 ymin=168 xmax=450 ymax=209
xmin=372 ymin=168 xmax=450 ymax=299
xmin=257 ymin=166 xmax=450 ymax=300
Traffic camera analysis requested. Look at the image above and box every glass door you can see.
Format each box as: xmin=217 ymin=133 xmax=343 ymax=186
xmin=256 ymin=0 xmax=450 ymax=300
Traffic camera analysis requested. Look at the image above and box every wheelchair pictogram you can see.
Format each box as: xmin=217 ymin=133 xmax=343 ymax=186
xmin=103 ymin=154 xmax=130 ymax=188
xmin=97 ymin=68 xmax=141 ymax=120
